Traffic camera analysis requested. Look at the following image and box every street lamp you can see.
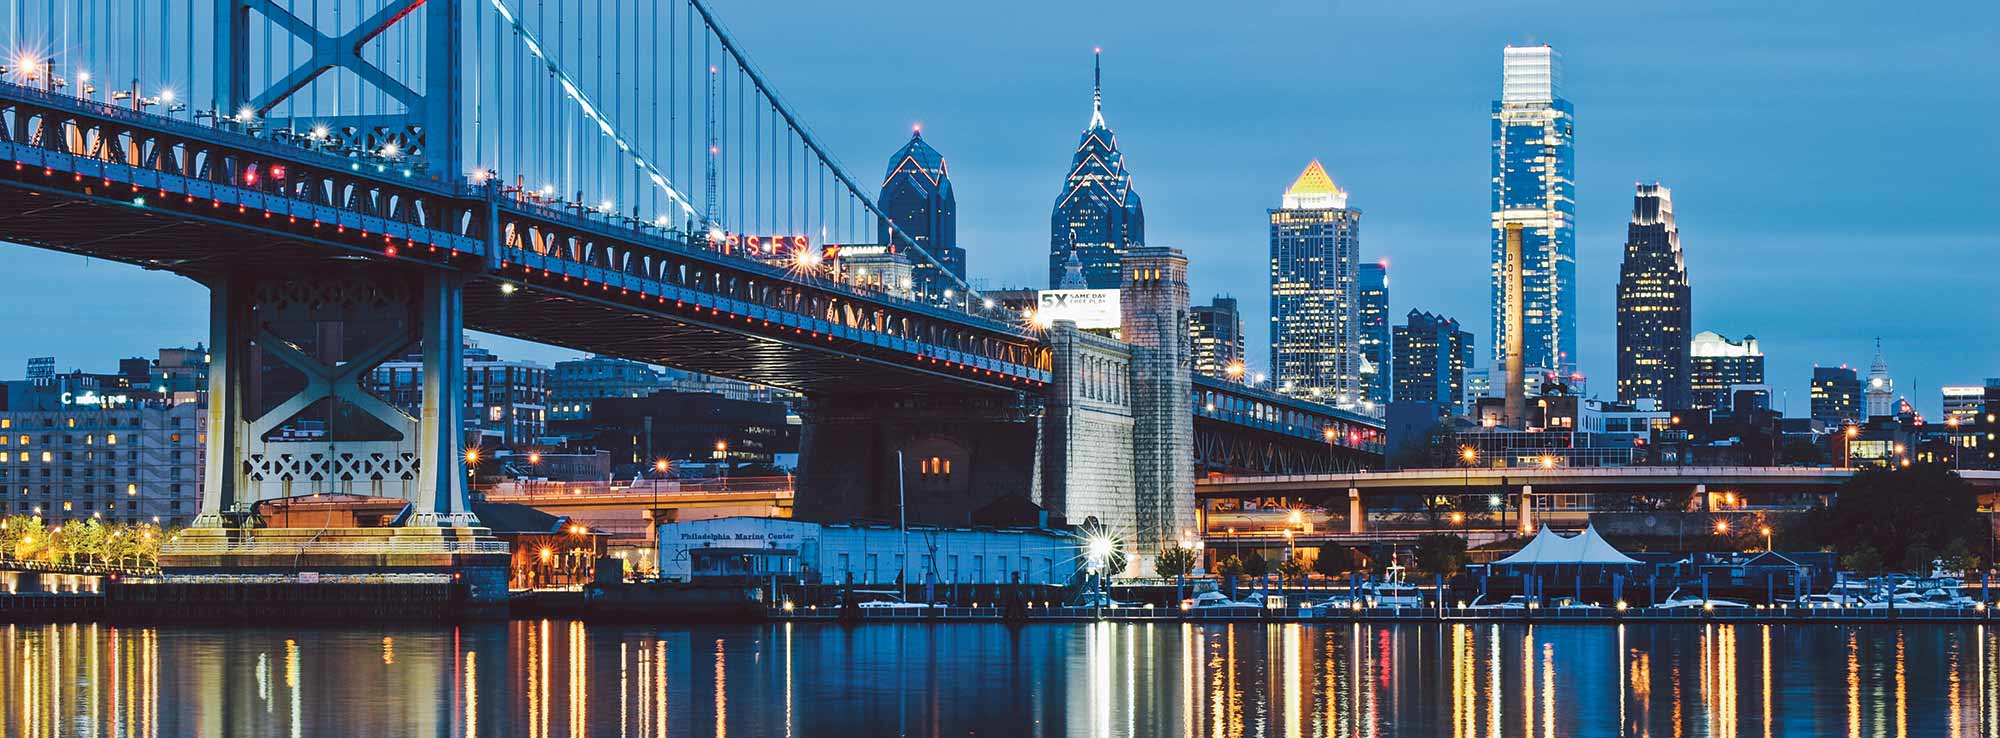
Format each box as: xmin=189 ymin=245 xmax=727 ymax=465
xmin=1760 ymin=526 xmax=1773 ymax=552
xmin=1843 ymin=425 xmax=1858 ymax=468
xmin=1086 ymin=536 xmax=1114 ymax=617
xmin=1715 ymin=521 xmax=1729 ymax=535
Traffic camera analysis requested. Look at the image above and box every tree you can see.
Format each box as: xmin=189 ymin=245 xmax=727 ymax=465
xmin=1839 ymin=545 xmax=1884 ymax=577
xmin=1780 ymin=440 xmax=1830 ymax=466
xmin=1214 ymin=555 xmax=1245 ymax=597
xmin=1413 ymin=534 xmax=1469 ymax=577
xmin=1156 ymin=546 xmax=1197 ymax=579
xmin=1943 ymin=539 xmax=1980 ymax=575
xmin=1277 ymin=556 xmax=1307 ymax=588
xmin=0 ymin=515 xmax=41 ymax=559
xmin=1809 ymin=465 xmax=1982 ymax=573
xmin=1241 ymin=551 xmax=1269 ymax=579
xmin=1903 ymin=541 xmax=1938 ymax=575
xmin=1419 ymin=494 xmax=1459 ymax=529
xmin=1313 ymin=545 xmax=1356 ymax=579
xmin=1 ymin=515 xmax=45 ymax=561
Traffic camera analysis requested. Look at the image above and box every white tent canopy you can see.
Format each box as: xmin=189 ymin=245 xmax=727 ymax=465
xmin=1493 ymin=524 xmax=1641 ymax=566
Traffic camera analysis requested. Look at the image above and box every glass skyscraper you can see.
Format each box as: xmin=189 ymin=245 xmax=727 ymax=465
xmin=878 ymin=127 xmax=963 ymax=293
xmin=1490 ymin=45 xmax=1576 ymax=376
xmin=1190 ymin=296 xmax=1245 ymax=381
xmin=1809 ymin=365 xmax=1862 ymax=425
xmin=1392 ymin=310 xmax=1474 ymax=407
xmin=1050 ymin=51 xmax=1144 ymax=289
xmin=1357 ymin=262 xmax=1390 ymax=415
xmin=1269 ymin=160 xmax=1361 ymax=409
xmin=1615 ymin=184 xmax=1691 ymax=410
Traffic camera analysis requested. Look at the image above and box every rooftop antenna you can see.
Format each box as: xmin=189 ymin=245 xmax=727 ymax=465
xmin=1089 ymin=47 xmax=1105 ymax=128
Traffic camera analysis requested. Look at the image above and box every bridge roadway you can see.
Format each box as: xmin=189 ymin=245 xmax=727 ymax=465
xmin=0 ymin=81 xmax=1046 ymax=395
xmin=0 ymin=80 xmax=1380 ymax=455
xmin=1199 ymin=466 xmax=2000 ymax=500
xmin=1197 ymin=467 xmax=2000 ymax=543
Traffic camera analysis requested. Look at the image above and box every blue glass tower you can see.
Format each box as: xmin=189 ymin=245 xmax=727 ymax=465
xmin=1050 ymin=51 xmax=1145 ymax=289
xmin=1490 ymin=45 xmax=1576 ymax=376
xmin=878 ymin=128 xmax=963 ymax=285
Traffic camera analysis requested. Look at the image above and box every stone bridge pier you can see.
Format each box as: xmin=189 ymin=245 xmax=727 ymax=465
xmin=793 ymin=392 xmax=1044 ymax=527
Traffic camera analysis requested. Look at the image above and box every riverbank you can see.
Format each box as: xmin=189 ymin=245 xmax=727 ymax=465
xmin=770 ymin=602 xmax=1996 ymax=625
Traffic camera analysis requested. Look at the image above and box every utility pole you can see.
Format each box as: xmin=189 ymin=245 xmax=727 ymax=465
xmin=897 ymin=449 xmax=910 ymax=603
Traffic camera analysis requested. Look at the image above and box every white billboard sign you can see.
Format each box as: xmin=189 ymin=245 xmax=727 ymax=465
xmin=1037 ymin=289 xmax=1121 ymax=330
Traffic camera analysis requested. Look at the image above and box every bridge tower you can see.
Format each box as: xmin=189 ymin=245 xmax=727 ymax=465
xmin=192 ymin=269 xmax=479 ymax=530
xmin=1121 ymin=247 xmax=1196 ymax=576
xmin=214 ymin=0 xmax=464 ymax=176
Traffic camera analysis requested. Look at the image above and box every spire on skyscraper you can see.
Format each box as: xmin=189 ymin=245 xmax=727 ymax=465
xmin=1049 ymin=48 xmax=1144 ymax=290
xmin=1089 ymin=47 xmax=1106 ymax=129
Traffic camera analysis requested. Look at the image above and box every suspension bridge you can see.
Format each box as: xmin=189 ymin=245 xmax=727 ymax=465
xmin=0 ymin=0 xmax=1380 ymax=585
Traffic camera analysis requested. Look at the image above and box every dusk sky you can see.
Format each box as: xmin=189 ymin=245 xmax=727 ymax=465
xmin=1 ymin=0 xmax=1993 ymax=417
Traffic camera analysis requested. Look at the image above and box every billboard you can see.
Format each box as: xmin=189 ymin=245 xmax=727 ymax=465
xmin=1036 ymin=289 xmax=1121 ymax=330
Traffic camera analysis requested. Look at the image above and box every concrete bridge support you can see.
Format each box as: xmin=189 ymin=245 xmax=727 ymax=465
xmin=793 ymin=393 xmax=1043 ymax=527
xmin=191 ymin=268 xmax=479 ymax=528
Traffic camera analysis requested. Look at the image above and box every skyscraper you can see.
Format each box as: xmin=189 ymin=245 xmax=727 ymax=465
xmin=1392 ymin=310 xmax=1474 ymax=407
xmin=1357 ymin=262 xmax=1390 ymax=415
xmin=1189 ymin=296 xmax=1245 ymax=381
xmin=1490 ymin=45 xmax=1576 ymax=375
xmin=1865 ymin=340 xmax=1895 ymax=418
xmin=1269 ymin=160 xmax=1361 ymax=408
xmin=1615 ymin=184 xmax=1691 ymax=410
xmin=1050 ymin=50 xmax=1144 ymax=289
xmin=878 ymin=127 xmax=963 ymax=292
xmin=1943 ymin=386 xmax=1986 ymax=425
xmin=1687 ymin=331 xmax=1763 ymax=412
xmin=1810 ymin=366 xmax=1862 ymax=426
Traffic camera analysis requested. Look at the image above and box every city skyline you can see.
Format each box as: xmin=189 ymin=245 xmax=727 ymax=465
xmin=0 ymin=0 xmax=1990 ymax=418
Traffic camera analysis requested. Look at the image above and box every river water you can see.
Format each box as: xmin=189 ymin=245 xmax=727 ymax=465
xmin=0 ymin=620 xmax=1993 ymax=737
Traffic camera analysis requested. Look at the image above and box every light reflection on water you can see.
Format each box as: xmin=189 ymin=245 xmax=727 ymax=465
xmin=0 ymin=621 xmax=1994 ymax=737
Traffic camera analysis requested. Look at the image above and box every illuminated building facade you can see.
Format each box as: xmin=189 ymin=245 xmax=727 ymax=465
xmin=1490 ymin=45 xmax=1577 ymax=376
xmin=0 ymin=351 xmax=209 ymax=526
xmin=1810 ymin=366 xmax=1863 ymax=426
xmin=1614 ymin=184 xmax=1691 ymax=410
xmin=370 ymin=342 xmax=549 ymax=448
xmin=1049 ymin=51 xmax=1145 ymax=289
xmin=1942 ymin=385 xmax=1986 ymax=426
xmin=877 ymin=128 xmax=963 ymax=300
xmin=1357 ymin=262 xmax=1390 ymax=415
xmin=1189 ymin=295 xmax=1245 ymax=381
xmin=1687 ymin=331 xmax=1763 ymax=412
xmin=1269 ymin=159 xmax=1362 ymax=409
xmin=1392 ymin=310 xmax=1474 ymax=406
xmin=1865 ymin=340 xmax=1895 ymax=418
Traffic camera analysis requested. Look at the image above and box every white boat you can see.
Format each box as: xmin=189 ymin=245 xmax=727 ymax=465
xmin=1361 ymin=565 xmax=1424 ymax=608
xmin=1307 ymin=594 xmax=1362 ymax=612
xmin=1655 ymin=587 xmax=1748 ymax=609
xmin=1069 ymin=591 xmax=1135 ymax=608
xmin=1182 ymin=591 xmax=1248 ymax=610
xmin=1464 ymin=595 xmax=1532 ymax=611
xmin=850 ymin=591 xmax=930 ymax=610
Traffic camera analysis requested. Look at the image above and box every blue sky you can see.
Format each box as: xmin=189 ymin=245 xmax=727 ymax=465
xmin=1 ymin=0 xmax=1993 ymax=417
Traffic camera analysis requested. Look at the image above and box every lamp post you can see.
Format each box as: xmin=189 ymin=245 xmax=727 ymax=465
xmin=1843 ymin=425 xmax=1858 ymax=468
xmin=1086 ymin=536 xmax=1113 ymax=618
xmin=1760 ymin=526 xmax=1772 ymax=553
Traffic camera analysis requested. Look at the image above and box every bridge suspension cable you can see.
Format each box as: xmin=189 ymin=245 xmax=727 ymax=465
xmin=5 ymin=0 xmax=993 ymax=314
